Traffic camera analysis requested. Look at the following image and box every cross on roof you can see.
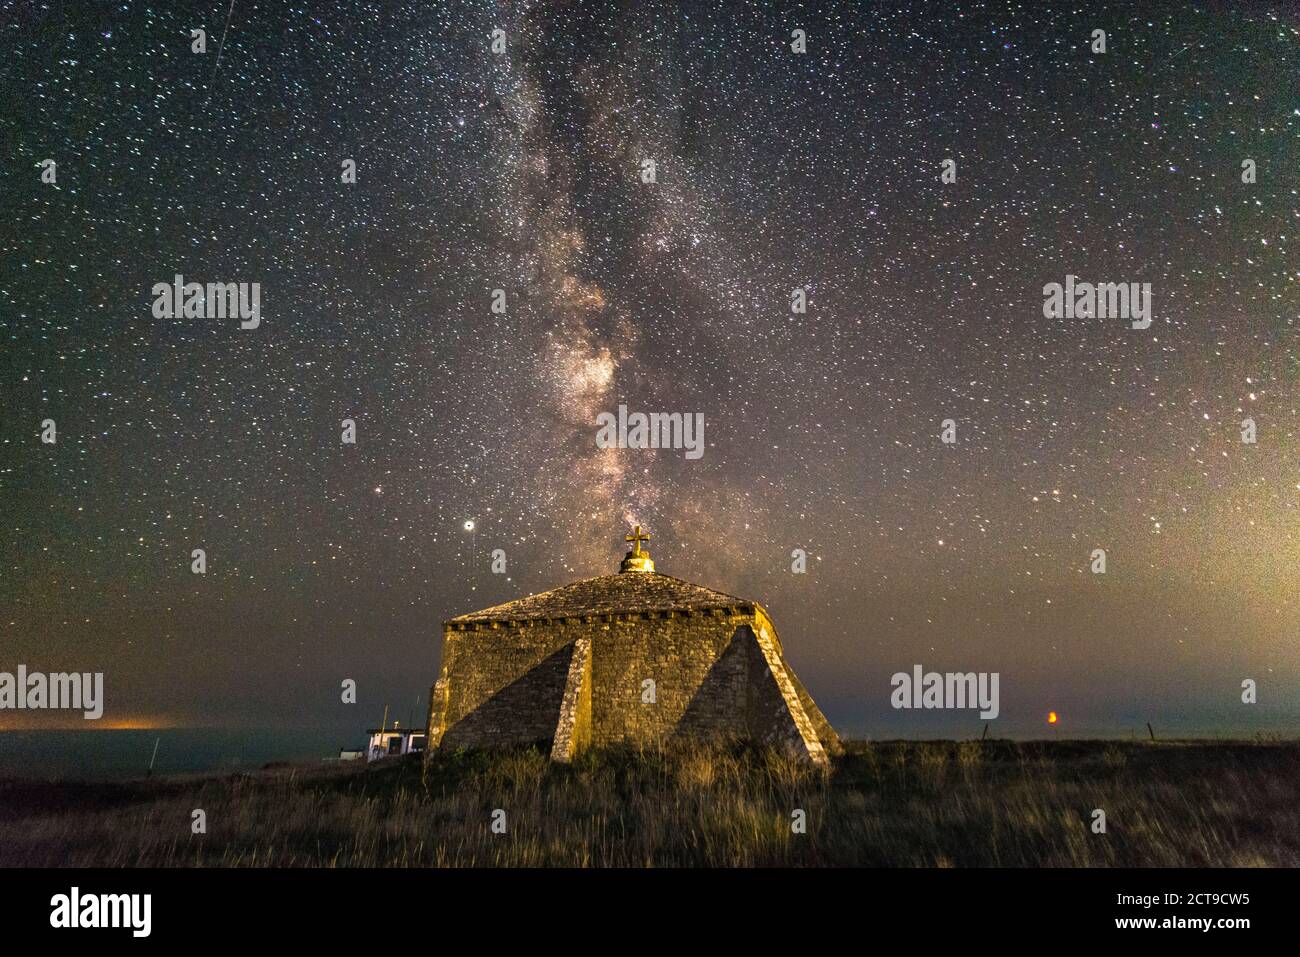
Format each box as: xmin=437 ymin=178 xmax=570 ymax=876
xmin=625 ymin=525 xmax=650 ymax=555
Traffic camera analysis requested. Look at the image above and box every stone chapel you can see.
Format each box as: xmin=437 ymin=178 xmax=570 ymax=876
xmin=426 ymin=528 xmax=841 ymax=764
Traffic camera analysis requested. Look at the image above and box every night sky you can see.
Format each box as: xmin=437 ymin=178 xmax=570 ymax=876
xmin=3 ymin=1 xmax=1297 ymax=741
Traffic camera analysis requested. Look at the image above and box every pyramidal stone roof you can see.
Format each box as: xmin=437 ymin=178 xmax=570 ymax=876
xmin=447 ymin=571 xmax=753 ymax=624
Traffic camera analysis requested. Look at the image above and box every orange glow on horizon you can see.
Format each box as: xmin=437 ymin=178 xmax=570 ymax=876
xmin=1047 ymin=711 xmax=1059 ymax=725
xmin=0 ymin=714 xmax=179 ymax=732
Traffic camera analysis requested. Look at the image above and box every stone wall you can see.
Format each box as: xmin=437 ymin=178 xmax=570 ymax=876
xmin=427 ymin=604 xmax=838 ymax=764
xmin=429 ymin=621 xmax=574 ymax=749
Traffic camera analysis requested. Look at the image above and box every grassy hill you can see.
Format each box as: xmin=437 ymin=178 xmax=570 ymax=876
xmin=2 ymin=739 xmax=1297 ymax=867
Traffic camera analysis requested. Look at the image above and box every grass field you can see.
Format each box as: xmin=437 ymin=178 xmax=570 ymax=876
xmin=1 ymin=739 xmax=1297 ymax=867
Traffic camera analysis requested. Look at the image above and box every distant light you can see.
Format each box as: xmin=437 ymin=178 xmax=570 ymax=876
xmin=1047 ymin=711 xmax=1059 ymax=725
xmin=463 ymin=520 xmax=475 ymax=532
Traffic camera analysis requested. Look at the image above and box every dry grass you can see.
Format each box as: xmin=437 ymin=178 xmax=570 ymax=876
xmin=1 ymin=739 xmax=1297 ymax=867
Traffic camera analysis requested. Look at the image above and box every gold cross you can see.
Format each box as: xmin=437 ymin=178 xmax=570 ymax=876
xmin=625 ymin=525 xmax=650 ymax=555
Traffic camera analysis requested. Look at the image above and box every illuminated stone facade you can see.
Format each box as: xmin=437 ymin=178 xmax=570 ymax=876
xmin=426 ymin=530 xmax=841 ymax=765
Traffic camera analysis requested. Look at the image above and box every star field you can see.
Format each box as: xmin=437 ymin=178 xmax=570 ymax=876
xmin=2 ymin=0 xmax=1298 ymax=737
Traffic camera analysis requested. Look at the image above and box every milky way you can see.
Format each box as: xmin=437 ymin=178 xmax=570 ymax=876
xmin=2 ymin=1 xmax=1297 ymax=737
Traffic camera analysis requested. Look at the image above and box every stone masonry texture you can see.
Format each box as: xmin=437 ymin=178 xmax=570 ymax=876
xmin=426 ymin=567 xmax=841 ymax=765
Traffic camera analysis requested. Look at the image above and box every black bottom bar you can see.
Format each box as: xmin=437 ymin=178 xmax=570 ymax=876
xmin=0 ymin=867 xmax=1281 ymax=942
